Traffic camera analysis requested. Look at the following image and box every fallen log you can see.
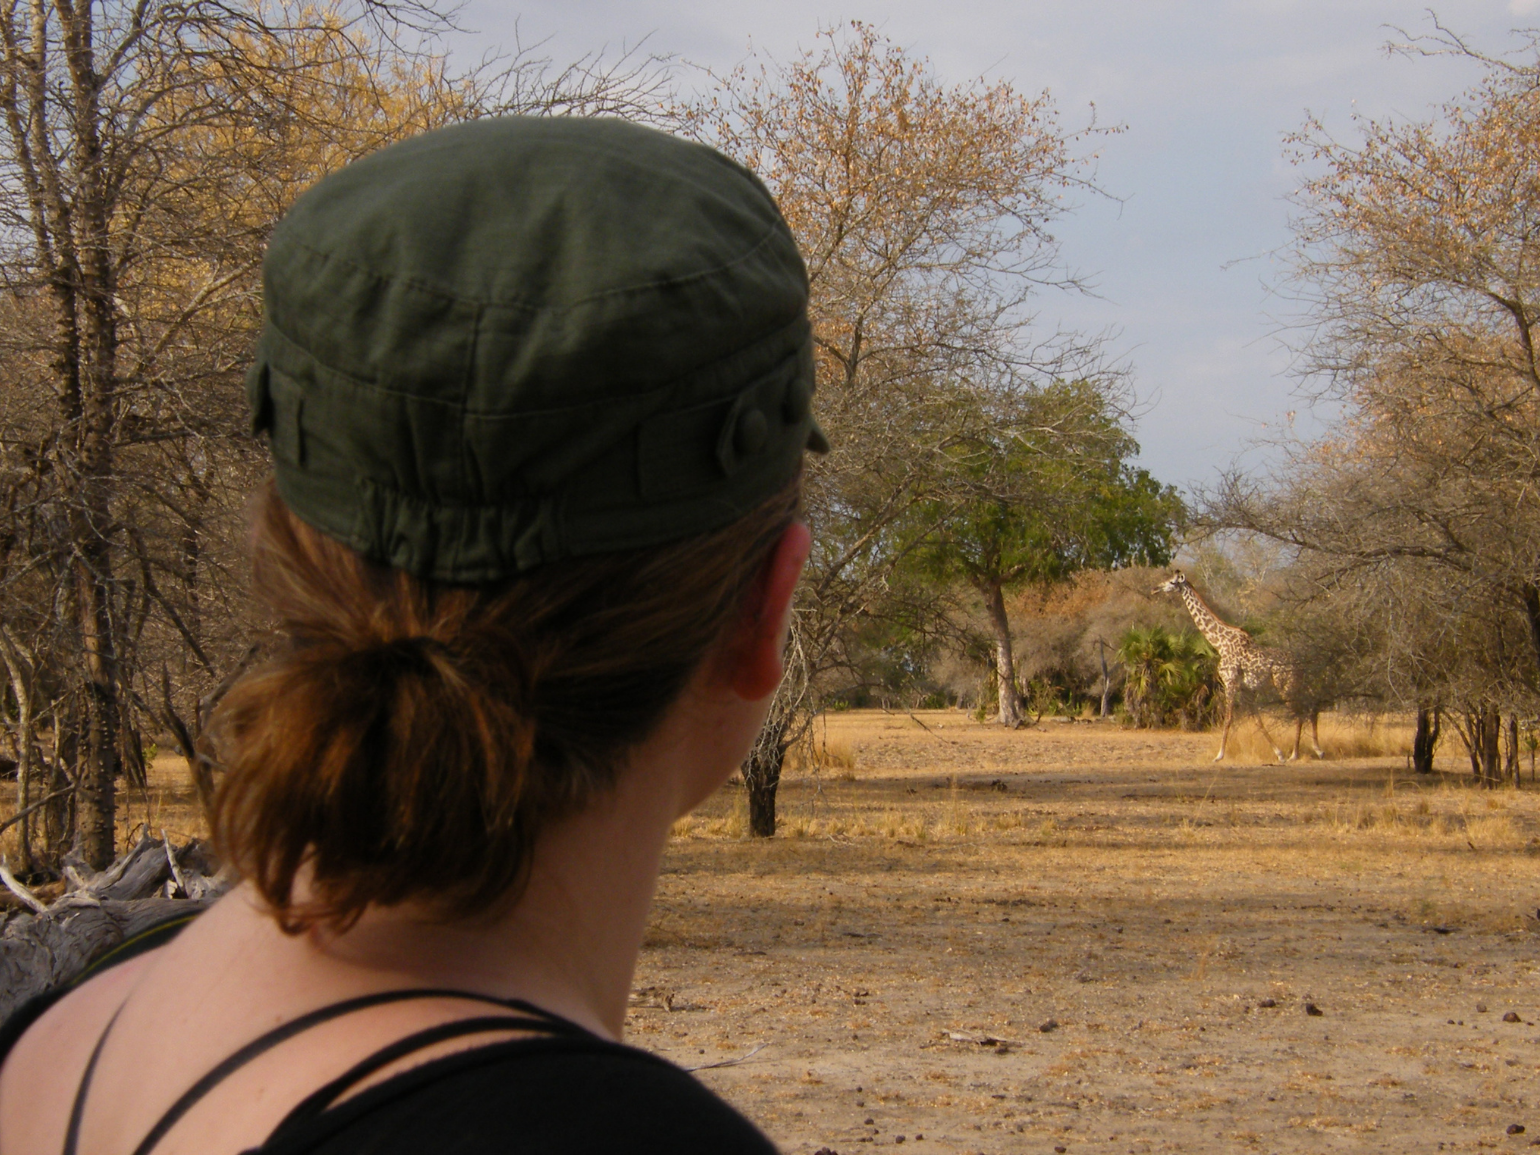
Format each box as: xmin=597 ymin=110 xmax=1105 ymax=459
xmin=0 ymin=897 xmax=215 ymax=1021
xmin=0 ymin=833 xmax=228 ymax=1021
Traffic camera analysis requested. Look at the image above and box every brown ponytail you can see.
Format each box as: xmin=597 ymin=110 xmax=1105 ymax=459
xmin=209 ymin=478 xmax=798 ymax=932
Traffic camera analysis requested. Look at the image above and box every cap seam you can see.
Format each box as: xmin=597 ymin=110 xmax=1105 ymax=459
xmin=262 ymin=313 xmax=811 ymax=421
xmin=350 ymin=449 xmax=793 ymax=517
xmin=282 ymin=222 xmax=791 ymax=313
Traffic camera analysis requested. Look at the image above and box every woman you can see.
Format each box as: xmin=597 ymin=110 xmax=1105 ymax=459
xmin=0 ymin=116 xmax=824 ymax=1154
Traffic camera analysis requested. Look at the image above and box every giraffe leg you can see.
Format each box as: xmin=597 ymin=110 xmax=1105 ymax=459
xmin=1272 ymin=666 xmax=1300 ymax=763
xmin=1253 ymin=707 xmax=1285 ymax=764
xmin=1311 ymin=711 xmax=1324 ymax=759
xmin=1214 ymin=683 xmax=1235 ymax=761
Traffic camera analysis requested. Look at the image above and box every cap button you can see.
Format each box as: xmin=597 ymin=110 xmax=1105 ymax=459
xmin=735 ymin=407 xmax=769 ymax=456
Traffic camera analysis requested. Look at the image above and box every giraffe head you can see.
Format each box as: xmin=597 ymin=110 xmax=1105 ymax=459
xmin=1153 ymin=570 xmax=1190 ymax=596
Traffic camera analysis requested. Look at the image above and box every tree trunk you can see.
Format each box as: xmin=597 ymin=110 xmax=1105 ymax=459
xmin=0 ymin=638 xmax=37 ymax=870
xmin=1097 ymin=639 xmax=1111 ymax=718
xmin=741 ymin=712 xmax=793 ymax=838
xmin=71 ymin=42 xmax=126 ymax=868
xmin=1459 ymin=712 xmax=1478 ymax=777
xmin=981 ymin=580 xmax=1022 ymax=727
xmin=11 ymin=671 xmax=34 ymax=870
xmin=43 ymin=702 xmax=77 ymax=863
xmin=1472 ymin=705 xmax=1500 ymax=787
xmin=742 ymin=741 xmax=783 ymax=837
xmin=74 ymin=556 xmax=121 ymax=868
xmin=1505 ymin=714 xmax=1520 ymax=786
xmin=1412 ymin=706 xmax=1441 ymax=775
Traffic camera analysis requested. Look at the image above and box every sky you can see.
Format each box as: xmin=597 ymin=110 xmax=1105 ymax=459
xmin=449 ymin=1 xmax=1534 ymax=493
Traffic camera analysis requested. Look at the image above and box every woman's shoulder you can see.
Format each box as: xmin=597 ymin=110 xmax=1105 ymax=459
xmin=0 ymin=906 xmax=202 ymax=1064
xmin=274 ymin=1035 xmax=779 ymax=1155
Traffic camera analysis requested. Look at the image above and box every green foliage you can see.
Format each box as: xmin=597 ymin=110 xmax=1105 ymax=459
xmin=1117 ymin=625 xmax=1221 ymax=729
xmin=907 ymin=380 xmax=1186 ymax=591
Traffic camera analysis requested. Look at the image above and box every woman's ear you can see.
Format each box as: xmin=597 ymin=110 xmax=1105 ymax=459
xmin=719 ymin=521 xmax=811 ymax=702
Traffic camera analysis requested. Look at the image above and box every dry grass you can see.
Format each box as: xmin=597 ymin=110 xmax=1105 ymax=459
xmin=1223 ymin=713 xmax=1414 ymax=761
xmin=673 ymin=781 xmax=1531 ymax=854
xmin=0 ymin=712 xmax=1519 ymax=868
xmin=0 ymin=753 xmax=208 ymax=874
xmin=667 ymin=711 xmax=1531 ymax=860
xmin=630 ymin=710 xmax=1540 ymax=1153
xmin=783 ymin=732 xmax=858 ymax=779
xmin=5 ymin=710 xmax=1540 ymax=1152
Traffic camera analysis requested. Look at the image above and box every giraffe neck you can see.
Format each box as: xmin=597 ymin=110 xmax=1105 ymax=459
xmin=1178 ymin=585 xmax=1233 ymax=646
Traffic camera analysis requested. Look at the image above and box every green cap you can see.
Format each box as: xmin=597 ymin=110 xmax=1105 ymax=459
xmin=247 ymin=116 xmax=826 ymax=583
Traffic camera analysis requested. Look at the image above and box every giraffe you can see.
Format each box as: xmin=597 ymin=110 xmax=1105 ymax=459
xmin=1153 ymin=571 xmax=1323 ymax=763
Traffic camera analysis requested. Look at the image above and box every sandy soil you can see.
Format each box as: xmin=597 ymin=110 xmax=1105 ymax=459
xmin=629 ymin=711 xmax=1540 ymax=1155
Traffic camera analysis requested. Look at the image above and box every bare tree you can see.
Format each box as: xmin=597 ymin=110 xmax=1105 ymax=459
xmin=0 ymin=1 xmax=675 ymax=869
xmin=689 ymin=22 xmax=1119 ymax=831
xmin=1206 ymin=24 xmax=1540 ymax=784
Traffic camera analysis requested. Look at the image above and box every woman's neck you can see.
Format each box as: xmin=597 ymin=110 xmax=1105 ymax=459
xmin=304 ymin=756 xmax=682 ymax=1039
xmin=211 ymin=670 xmax=748 ymax=1040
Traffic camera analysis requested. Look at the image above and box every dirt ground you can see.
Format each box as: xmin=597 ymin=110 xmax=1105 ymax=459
xmin=634 ymin=711 xmax=1540 ymax=1155
xmin=5 ymin=711 xmax=1539 ymax=1153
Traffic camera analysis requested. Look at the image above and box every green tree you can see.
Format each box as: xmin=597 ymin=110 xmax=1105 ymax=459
xmin=691 ymin=23 xmax=1115 ymax=832
xmin=911 ymin=380 xmax=1184 ymax=726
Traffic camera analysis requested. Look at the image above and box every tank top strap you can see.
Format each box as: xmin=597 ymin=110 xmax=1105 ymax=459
xmin=61 ymin=1003 xmax=123 ymax=1155
xmin=263 ymin=1010 xmax=582 ymax=1144
xmin=63 ymin=987 xmax=569 ymax=1155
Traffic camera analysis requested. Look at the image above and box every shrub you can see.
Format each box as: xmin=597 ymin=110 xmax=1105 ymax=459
xmin=1116 ymin=625 xmax=1221 ymax=729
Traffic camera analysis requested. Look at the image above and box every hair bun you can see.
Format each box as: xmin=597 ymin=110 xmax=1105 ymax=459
xmin=367 ymin=635 xmax=447 ymax=662
xmin=211 ymin=478 xmax=798 ymax=932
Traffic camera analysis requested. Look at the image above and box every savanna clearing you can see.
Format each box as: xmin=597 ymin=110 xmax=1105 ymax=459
xmin=7 ymin=710 xmax=1540 ymax=1154
xmin=650 ymin=711 xmax=1540 ymax=1155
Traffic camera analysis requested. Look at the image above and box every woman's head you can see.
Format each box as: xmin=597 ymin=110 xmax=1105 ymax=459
xmin=211 ymin=477 xmax=799 ymax=932
xmin=213 ymin=117 xmax=823 ymax=932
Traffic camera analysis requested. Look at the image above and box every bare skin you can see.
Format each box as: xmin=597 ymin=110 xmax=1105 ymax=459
xmin=0 ymin=522 xmax=811 ymax=1155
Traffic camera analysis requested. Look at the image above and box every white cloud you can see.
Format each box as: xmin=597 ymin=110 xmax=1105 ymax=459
xmin=1511 ymin=0 xmax=1540 ymax=16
